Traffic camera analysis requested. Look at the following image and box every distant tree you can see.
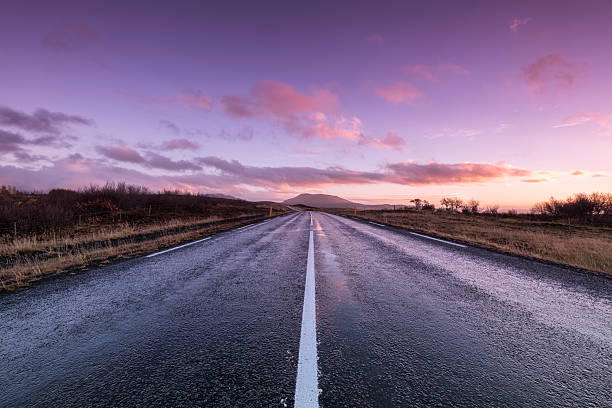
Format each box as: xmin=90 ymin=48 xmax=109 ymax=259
xmin=484 ymin=205 xmax=499 ymax=215
xmin=440 ymin=197 xmax=463 ymax=212
xmin=422 ymin=200 xmax=436 ymax=211
xmin=410 ymin=198 xmax=423 ymax=211
xmin=462 ymin=199 xmax=480 ymax=214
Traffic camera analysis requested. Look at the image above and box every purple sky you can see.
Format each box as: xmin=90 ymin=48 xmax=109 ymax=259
xmin=1 ymin=0 xmax=611 ymax=207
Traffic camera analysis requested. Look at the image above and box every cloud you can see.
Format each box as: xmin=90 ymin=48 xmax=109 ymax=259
xmin=308 ymin=116 xmax=363 ymax=140
xmin=170 ymin=90 xmax=213 ymax=110
xmin=0 ymin=128 xmax=75 ymax=155
xmin=385 ymin=162 xmax=530 ymax=185
xmin=373 ymin=82 xmax=422 ymax=104
xmin=553 ymin=112 xmax=612 ymax=133
xmin=1 ymin=154 xmax=534 ymax=195
xmin=521 ymin=178 xmax=548 ymax=183
xmin=222 ymin=81 xmax=339 ymax=119
xmin=404 ymin=63 xmax=470 ymax=81
xmin=96 ymin=144 xmax=202 ymax=172
xmin=360 ymin=132 xmax=406 ymax=151
xmin=42 ymin=22 xmax=100 ymax=51
xmin=365 ymin=34 xmax=384 ymax=45
xmin=0 ymin=129 xmax=26 ymax=153
xmin=509 ymin=18 xmax=531 ymax=32
xmin=123 ymin=90 xmax=213 ymax=111
xmin=160 ymin=120 xmax=180 ymax=134
xmin=222 ymin=81 xmax=354 ymax=140
xmin=198 ymin=156 xmax=530 ymax=188
xmin=0 ymin=106 xmax=93 ymax=134
xmin=218 ymin=127 xmax=254 ymax=141
xmin=95 ymin=145 xmax=144 ymax=163
xmin=145 ymin=152 xmax=202 ymax=171
xmin=523 ymin=53 xmax=579 ymax=94
xmin=160 ymin=138 xmax=200 ymax=150
xmin=571 ymin=170 xmax=584 ymax=176
xmin=221 ymin=95 xmax=255 ymax=118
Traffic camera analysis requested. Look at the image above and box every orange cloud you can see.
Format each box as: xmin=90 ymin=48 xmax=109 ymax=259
xmin=374 ymin=82 xmax=422 ymax=104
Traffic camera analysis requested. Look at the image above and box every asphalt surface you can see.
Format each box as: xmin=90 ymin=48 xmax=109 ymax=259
xmin=1 ymin=211 xmax=611 ymax=407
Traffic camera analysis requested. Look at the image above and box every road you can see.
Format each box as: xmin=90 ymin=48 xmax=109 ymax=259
xmin=1 ymin=211 xmax=611 ymax=407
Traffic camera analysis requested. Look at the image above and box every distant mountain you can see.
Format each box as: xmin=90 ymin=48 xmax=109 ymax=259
xmin=203 ymin=193 xmax=240 ymax=200
xmin=282 ymin=193 xmax=393 ymax=210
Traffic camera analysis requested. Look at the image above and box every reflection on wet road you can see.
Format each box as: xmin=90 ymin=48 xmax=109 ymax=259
xmin=1 ymin=212 xmax=611 ymax=407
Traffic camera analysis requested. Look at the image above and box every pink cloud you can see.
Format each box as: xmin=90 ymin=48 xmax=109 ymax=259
xmin=160 ymin=138 xmax=199 ymax=150
xmin=521 ymin=178 xmax=548 ymax=183
xmin=374 ymin=82 xmax=422 ymax=104
xmin=309 ymin=117 xmax=363 ymax=140
xmin=523 ymin=53 xmax=580 ymax=94
xmin=251 ymin=81 xmax=339 ymax=117
xmin=365 ymin=34 xmax=384 ymax=45
xmin=404 ymin=63 xmax=470 ymax=81
xmin=222 ymin=81 xmax=338 ymax=119
xmin=509 ymin=17 xmax=531 ymax=33
xmin=386 ymin=162 xmax=530 ymax=185
xmin=222 ymin=81 xmax=353 ymax=140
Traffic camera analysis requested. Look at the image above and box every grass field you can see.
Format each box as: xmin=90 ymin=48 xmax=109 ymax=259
xmin=326 ymin=208 xmax=612 ymax=276
xmin=0 ymin=185 xmax=290 ymax=291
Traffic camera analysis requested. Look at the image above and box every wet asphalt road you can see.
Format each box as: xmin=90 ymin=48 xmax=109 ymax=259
xmin=1 ymin=211 xmax=611 ymax=407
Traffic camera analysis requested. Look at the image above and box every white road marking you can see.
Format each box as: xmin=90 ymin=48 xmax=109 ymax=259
xmin=368 ymin=221 xmax=386 ymax=227
xmin=409 ymin=231 xmax=466 ymax=248
xmin=146 ymin=237 xmax=211 ymax=258
xmin=294 ymin=230 xmax=319 ymax=407
xmin=310 ymin=213 xmax=313 ymax=227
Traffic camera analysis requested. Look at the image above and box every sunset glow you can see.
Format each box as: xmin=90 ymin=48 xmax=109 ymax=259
xmin=1 ymin=1 xmax=611 ymax=208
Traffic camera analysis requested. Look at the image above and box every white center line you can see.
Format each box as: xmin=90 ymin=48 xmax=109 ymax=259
xmin=294 ymin=230 xmax=319 ymax=407
xmin=310 ymin=212 xmax=313 ymax=227
xmin=409 ymin=231 xmax=466 ymax=248
xmin=146 ymin=237 xmax=211 ymax=258
xmin=368 ymin=221 xmax=385 ymax=227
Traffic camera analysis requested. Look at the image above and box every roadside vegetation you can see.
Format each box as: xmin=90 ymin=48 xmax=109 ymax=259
xmin=327 ymin=193 xmax=612 ymax=275
xmin=0 ymin=184 xmax=290 ymax=291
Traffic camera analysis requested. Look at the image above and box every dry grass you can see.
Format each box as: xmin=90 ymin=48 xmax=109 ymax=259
xmin=0 ymin=215 xmax=226 ymax=257
xmin=330 ymin=209 xmax=612 ymax=275
xmin=0 ymin=211 xmax=289 ymax=292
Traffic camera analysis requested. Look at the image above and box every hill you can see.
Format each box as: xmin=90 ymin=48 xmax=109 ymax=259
xmin=282 ymin=193 xmax=393 ymax=209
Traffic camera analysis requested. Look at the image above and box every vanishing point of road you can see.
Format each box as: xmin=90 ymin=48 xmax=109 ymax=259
xmin=1 ymin=212 xmax=611 ymax=407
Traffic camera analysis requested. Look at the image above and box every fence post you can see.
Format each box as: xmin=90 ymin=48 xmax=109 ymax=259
xmin=148 ymin=205 xmax=151 ymax=216
xmin=14 ymin=222 xmax=17 ymax=238
xmin=568 ymin=217 xmax=571 ymax=235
